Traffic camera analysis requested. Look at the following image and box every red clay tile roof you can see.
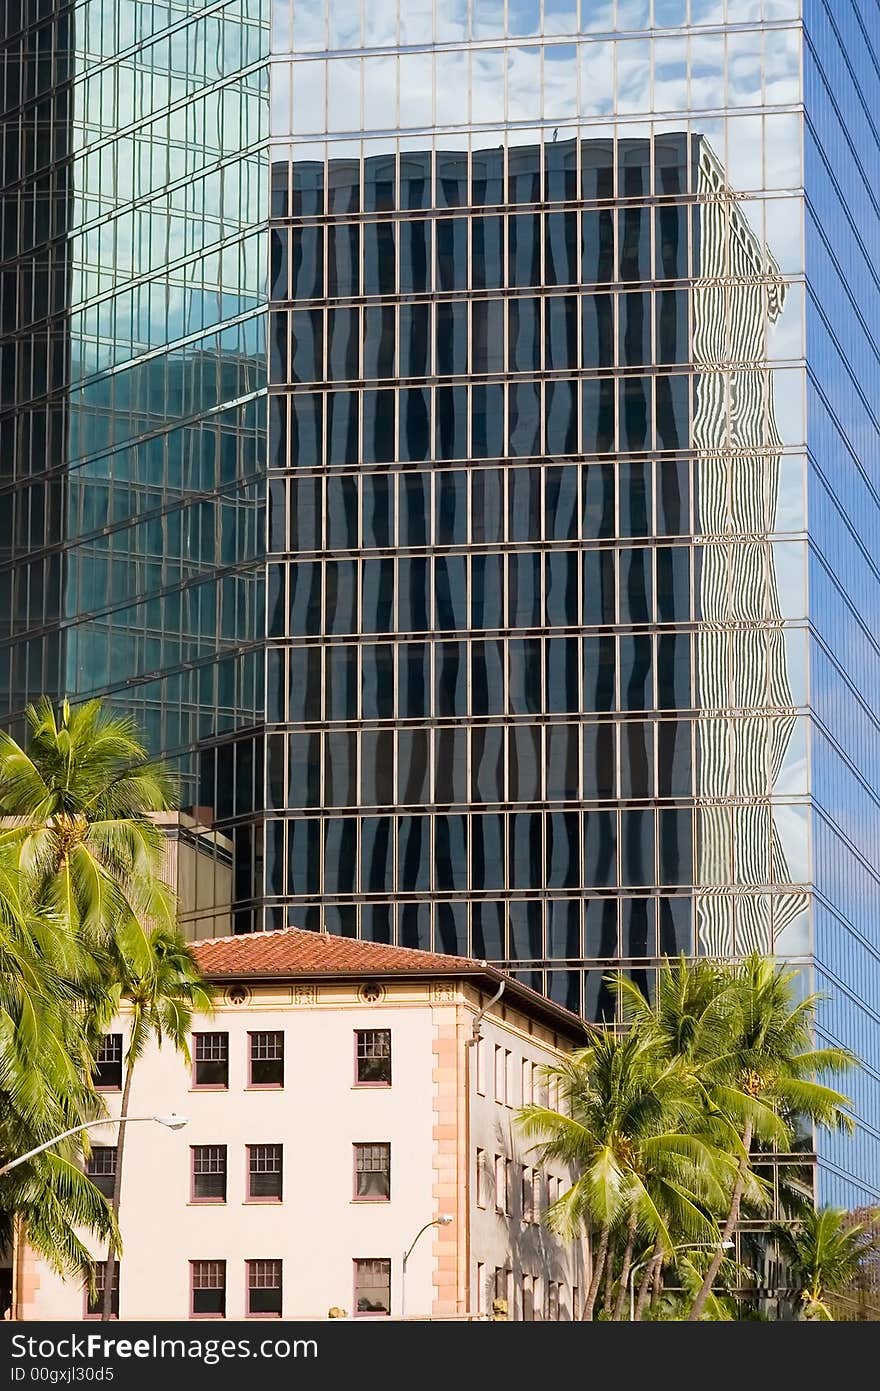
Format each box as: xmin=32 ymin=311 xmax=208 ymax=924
xmin=193 ymin=928 xmax=484 ymax=980
xmin=192 ymin=928 xmax=588 ymax=1042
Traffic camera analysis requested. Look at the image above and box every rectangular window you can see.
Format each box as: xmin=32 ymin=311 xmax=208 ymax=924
xmin=548 ymin=1073 xmax=559 ymax=1112
xmin=191 ymin=1261 xmax=226 ymax=1318
xmin=247 ymin=1260 xmax=282 ymax=1318
xmin=86 ymin=1146 xmax=117 ymax=1199
xmin=533 ymin=1062 xmax=546 ymax=1108
xmin=522 ymin=1273 xmax=535 ymax=1321
xmin=494 ymin=1267 xmax=509 ymax=1308
xmin=507 ymin=1049 xmax=518 ymax=1107
xmin=84 ymin=1262 xmax=118 ymax=1318
xmin=494 ymin=1045 xmax=505 ymax=1103
xmin=476 ymin=1148 xmax=488 ymax=1208
xmin=192 ymin=1146 xmax=227 ymax=1203
xmin=521 ymin=1165 xmax=531 ymax=1223
xmin=249 ymin=1032 xmax=284 ymax=1087
xmin=494 ymin=1154 xmax=511 ymax=1215
xmin=521 ymin=1057 xmax=532 ymax=1105
xmin=354 ymin=1258 xmax=391 ymax=1316
xmin=533 ymin=1169 xmax=543 ymax=1222
xmin=476 ymin=1261 xmax=486 ymax=1316
xmin=94 ymin=1035 xmax=122 ymax=1091
xmin=476 ymin=1036 xmax=486 ymax=1095
xmin=548 ymin=1281 xmax=561 ymax=1321
xmin=247 ymin=1144 xmax=283 ymax=1202
xmin=354 ymin=1143 xmax=391 ymax=1201
xmin=355 ymin=1029 xmax=391 ymax=1085
xmin=193 ymin=1033 xmax=229 ymax=1089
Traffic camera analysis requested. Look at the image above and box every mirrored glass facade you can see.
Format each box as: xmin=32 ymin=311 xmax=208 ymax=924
xmin=264 ymin=0 xmax=875 ymax=1210
xmin=2 ymin=1 xmax=878 ymax=1210
xmin=0 ymin=0 xmax=270 ymax=791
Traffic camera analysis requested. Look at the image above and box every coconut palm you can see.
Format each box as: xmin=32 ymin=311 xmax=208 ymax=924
xmin=99 ymin=926 xmax=213 ymax=1318
xmin=633 ymin=955 xmax=855 ymax=1321
xmin=0 ymin=698 xmax=177 ymax=965
xmin=615 ymin=955 xmax=855 ymax=1320
xmin=775 ymin=1206 xmax=877 ymax=1320
xmin=0 ymin=846 xmax=116 ymax=1290
xmin=517 ymin=1027 xmax=731 ymax=1320
xmin=686 ymin=957 xmax=855 ymax=1320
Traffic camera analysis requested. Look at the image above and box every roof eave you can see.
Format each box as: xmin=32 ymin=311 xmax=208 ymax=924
xmin=200 ymin=963 xmax=589 ymax=1043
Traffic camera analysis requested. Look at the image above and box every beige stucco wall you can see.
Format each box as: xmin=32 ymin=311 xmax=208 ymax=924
xmin=21 ymin=978 xmax=583 ymax=1321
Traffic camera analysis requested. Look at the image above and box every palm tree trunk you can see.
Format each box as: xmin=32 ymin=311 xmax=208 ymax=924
xmin=612 ymin=1211 xmax=639 ymax=1321
xmin=602 ymin=1235 xmax=616 ymax=1315
xmin=101 ymin=1060 xmax=134 ymax=1320
xmin=581 ymin=1224 xmax=610 ymax=1321
xmin=651 ymin=1252 xmax=663 ymax=1308
xmin=633 ymin=1251 xmax=662 ymax=1321
xmin=686 ymin=1119 xmax=752 ymax=1322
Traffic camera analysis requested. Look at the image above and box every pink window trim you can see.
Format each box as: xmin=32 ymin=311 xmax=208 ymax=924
xmin=352 ymin=1143 xmax=391 ymax=1203
xmin=245 ymin=1144 xmax=283 ymax=1204
xmin=82 ymin=1309 xmax=118 ymax=1321
xmin=190 ymin=1147 xmax=227 ymax=1205
xmin=352 ymin=1259 xmax=392 ymax=1319
xmin=82 ymin=1271 xmax=118 ymax=1320
xmin=245 ymin=1261 xmax=283 ymax=1320
xmin=191 ymin=1035 xmax=229 ymax=1091
xmin=247 ymin=1032 xmax=284 ymax=1089
xmin=189 ymin=1263 xmax=226 ymax=1320
xmin=352 ymin=1030 xmax=392 ymax=1088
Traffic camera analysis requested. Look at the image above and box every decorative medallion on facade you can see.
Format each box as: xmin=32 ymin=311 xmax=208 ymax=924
xmin=430 ymin=983 xmax=458 ymax=1005
xmin=292 ymin=983 xmax=318 ymax=1006
xmin=358 ymin=982 xmax=385 ymax=1004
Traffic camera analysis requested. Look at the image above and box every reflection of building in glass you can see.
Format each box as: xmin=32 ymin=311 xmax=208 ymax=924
xmin=692 ymin=139 xmax=808 ymax=957
xmin=265 ymin=129 xmax=809 ymax=1011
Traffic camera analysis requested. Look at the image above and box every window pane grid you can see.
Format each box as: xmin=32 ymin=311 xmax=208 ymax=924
xmin=195 ymin=1034 xmax=228 ymax=1062
xmin=192 ymin=1262 xmax=225 ymax=1291
xmin=248 ymin=1259 xmax=282 ymax=1290
xmin=248 ymin=1143 xmax=283 ymax=1199
xmin=250 ymin=1032 xmax=283 ymax=1060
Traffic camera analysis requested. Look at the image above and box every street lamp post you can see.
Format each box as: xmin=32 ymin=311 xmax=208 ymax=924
xmin=401 ymin=1215 xmax=453 ymax=1318
xmin=628 ymin=1240 xmax=735 ymax=1321
xmin=0 ymin=1114 xmax=188 ymax=1179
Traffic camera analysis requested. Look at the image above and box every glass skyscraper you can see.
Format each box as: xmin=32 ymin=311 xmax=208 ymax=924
xmin=2 ymin=2 xmax=878 ymax=1213
xmin=0 ymin=0 xmax=269 ymax=769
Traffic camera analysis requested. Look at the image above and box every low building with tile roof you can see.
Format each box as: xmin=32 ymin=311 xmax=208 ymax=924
xmin=16 ymin=931 xmax=588 ymax=1322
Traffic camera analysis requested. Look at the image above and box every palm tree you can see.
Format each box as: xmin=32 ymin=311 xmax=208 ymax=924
xmin=0 ymin=846 xmax=117 ymax=1292
xmin=0 ymin=698 xmax=177 ymax=964
xmin=517 ymin=1028 xmax=731 ymax=1320
xmin=682 ymin=956 xmax=854 ymax=1320
xmin=775 ymin=1206 xmax=877 ymax=1320
xmin=100 ymin=926 xmax=212 ymax=1318
xmin=615 ymin=955 xmax=855 ymax=1320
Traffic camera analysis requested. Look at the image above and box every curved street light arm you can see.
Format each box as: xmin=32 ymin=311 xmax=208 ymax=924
xmin=403 ymin=1220 xmax=441 ymax=1268
xmin=0 ymin=1115 xmax=187 ymax=1179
